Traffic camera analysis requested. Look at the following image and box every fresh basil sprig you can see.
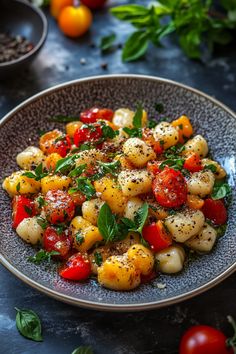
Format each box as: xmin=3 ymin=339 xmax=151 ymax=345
xmin=121 ymin=202 xmax=149 ymax=235
xmin=98 ymin=160 xmax=121 ymax=176
xmin=71 ymin=347 xmax=94 ymax=354
xmin=111 ymin=2 xmax=236 ymax=62
xmin=212 ymin=180 xmax=231 ymax=200
xmin=49 ymin=115 xmax=80 ymax=123
xmin=123 ymin=127 xmax=142 ymax=138
xmin=55 ymin=154 xmax=79 ymax=174
xmin=68 ymin=164 xmax=87 ymax=178
xmin=23 ymin=163 xmax=48 ymax=181
xmin=69 ymin=177 xmax=96 ymax=200
xmin=15 ymin=308 xmax=43 ymax=342
xmin=204 ymin=164 xmax=217 ymax=173
xmin=28 ymin=249 xmax=60 ymax=264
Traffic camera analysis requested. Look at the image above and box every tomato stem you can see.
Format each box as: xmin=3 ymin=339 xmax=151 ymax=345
xmin=226 ymin=316 xmax=236 ymax=353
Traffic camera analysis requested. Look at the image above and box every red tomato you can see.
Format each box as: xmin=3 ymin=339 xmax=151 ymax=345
xmin=143 ymin=220 xmax=172 ymax=252
xmin=179 ymin=325 xmax=232 ymax=354
xmin=44 ymin=190 xmax=75 ymax=224
xmin=49 ymin=134 xmax=71 ymax=158
xmin=59 ymin=252 xmax=91 ymax=281
xmin=12 ymin=196 xmax=35 ymax=229
xmin=147 ymin=161 xmax=162 ymax=175
xmin=183 ymin=153 xmax=203 ymax=172
xmin=80 ymin=107 xmax=113 ymax=123
xmin=142 ymin=128 xmax=164 ymax=154
xmin=74 ymin=123 xmax=102 ymax=146
xmin=80 ymin=0 xmax=107 ymax=9
xmin=152 ymin=167 xmax=187 ymax=208
xmin=43 ymin=226 xmax=71 ymax=258
xmin=201 ymin=198 xmax=227 ymax=225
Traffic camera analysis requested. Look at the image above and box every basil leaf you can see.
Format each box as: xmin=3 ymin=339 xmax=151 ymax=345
xmin=159 ymin=158 xmax=184 ymax=171
xmin=132 ymin=103 xmax=143 ymax=128
xmin=122 ymin=31 xmax=149 ymax=62
xmin=154 ymin=103 xmax=164 ymax=113
xmin=97 ymin=203 xmax=118 ymax=243
xmin=55 ymin=154 xmax=79 ymax=174
xmin=36 ymin=216 xmax=48 ymax=230
xmin=147 ymin=119 xmax=157 ymax=128
xmin=16 ymin=182 xmax=21 ymax=192
xmin=94 ymin=251 xmax=103 ymax=266
xmin=216 ymin=224 xmax=227 ymax=237
xmin=212 ymin=180 xmax=231 ymax=200
xmin=120 ymin=217 xmax=136 ymax=229
xmin=123 ymin=127 xmax=142 ymax=138
xmin=71 ymin=347 xmax=94 ymax=354
xmin=74 ymin=177 xmax=96 ymax=200
xmin=98 ymin=160 xmax=121 ymax=176
xmin=68 ymin=164 xmax=87 ymax=178
xmin=133 ymin=202 xmax=149 ymax=234
xmin=24 ymin=206 xmax=33 ymax=216
xmin=15 ymin=308 xmax=43 ymax=342
xmin=75 ymin=233 xmax=85 ymax=245
xmin=50 ymin=115 xmax=80 ymax=123
xmin=100 ymin=33 xmax=116 ymax=51
xmin=204 ymin=164 xmax=217 ymax=173
xmin=110 ymin=4 xmax=149 ymax=21
xmin=101 ymin=124 xmax=118 ymax=139
xmin=23 ymin=163 xmax=48 ymax=181
xmin=28 ymin=249 xmax=60 ymax=264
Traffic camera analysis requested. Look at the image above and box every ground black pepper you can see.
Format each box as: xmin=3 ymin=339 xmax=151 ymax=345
xmin=0 ymin=32 xmax=34 ymax=64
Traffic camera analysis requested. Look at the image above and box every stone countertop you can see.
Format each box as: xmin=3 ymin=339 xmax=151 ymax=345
xmin=0 ymin=2 xmax=236 ymax=353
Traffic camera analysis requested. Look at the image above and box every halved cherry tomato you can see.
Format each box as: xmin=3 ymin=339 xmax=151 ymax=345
xmin=183 ymin=153 xmax=203 ymax=173
xmin=70 ymin=191 xmax=86 ymax=206
xmin=186 ymin=194 xmax=204 ymax=210
xmin=58 ymin=5 xmax=92 ymax=38
xmin=39 ymin=129 xmax=71 ymax=157
xmin=152 ymin=167 xmax=187 ymax=208
xmin=179 ymin=325 xmax=233 ymax=354
xmin=172 ymin=115 xmax=193 ymax=144
xmin=143 ymin=220 xmax=172 ymax=252
xmin=44 ymin=190 xmax=75 ymax=224
xmin=201 ymin=198 xmax=227 ymax=225
xmin=43 ymin=226 xmax=71 ymax=258
xmin=80 ymin=107 xmax=114 ymax=124
xmin=73 ymin=123 xmax=102 ymax=146
xmin=142 ymin=128 xmax=164 ymax=154
xmin=80 ymin=0 xmax=107 ymax=9
xmin=12 ymin=196 xmax=35 ymax=229
xmin=59 ymin=252 xmax=91 ymax=281
xmin=147 ymin=160 xmax=162 ymax=175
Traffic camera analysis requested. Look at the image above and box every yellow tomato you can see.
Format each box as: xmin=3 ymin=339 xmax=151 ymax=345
xmin=50 ymin=0 xmax=73 ymax=19
xmin=58 ymin=5 xmax=92 ymax=38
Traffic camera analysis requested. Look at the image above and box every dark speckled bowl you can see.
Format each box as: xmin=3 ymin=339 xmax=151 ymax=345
xmin=0 ymin=75 xmax=235 ymax=311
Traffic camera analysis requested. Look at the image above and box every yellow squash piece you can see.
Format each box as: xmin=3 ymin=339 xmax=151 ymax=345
xmin=41 ymin=175 xmax=71 ymax=194
xmin=2 ymin=171 xmax=41 ymax=197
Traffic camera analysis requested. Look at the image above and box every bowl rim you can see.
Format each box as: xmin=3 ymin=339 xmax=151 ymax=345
xmin=0 ymin=0 xmax=48 ymax=68
xmin=0 ymin=74 xmax=235 ymax=311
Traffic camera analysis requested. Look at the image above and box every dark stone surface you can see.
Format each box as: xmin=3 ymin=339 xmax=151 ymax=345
xmin=0 ymin=2 xmax=235 ymax=353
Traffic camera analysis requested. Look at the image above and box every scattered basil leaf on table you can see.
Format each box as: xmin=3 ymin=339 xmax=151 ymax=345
xmin=211 ymin=180 xmax=231 ymax=200
xmin=28 ymin=249 xmax=60 ymax=264
xmin=122 ymin=30 xmax=149 ymax=62
xmin=15 ymin=308 xmax=43 ymax=342
xmin=100 ymin=33 xmax=116 ymax=51
xmin=49 ymin=115 xmax=80 ymax=123
xmin=71 ymin=347 xmax=94 ymax=354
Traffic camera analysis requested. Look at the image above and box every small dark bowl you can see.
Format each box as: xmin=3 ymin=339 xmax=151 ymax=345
xmin=0 ymin=0 xmax=48 ymax=78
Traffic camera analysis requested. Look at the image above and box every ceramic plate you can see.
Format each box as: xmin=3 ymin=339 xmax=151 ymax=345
xmin=0 ymin=75 xmax=235 ymax=311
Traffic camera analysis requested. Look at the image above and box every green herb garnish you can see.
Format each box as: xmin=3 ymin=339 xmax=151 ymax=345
xmin=36 ymin=216 xmax=48 ymax=230
xmin=69 ymin=177 xmax=96 ymax=200
xmin=75 ymin=233 xmax=85 ymax=245
xmin=212 ymin=180 xmax=231 ymax=200
xmin=94 ymin=251 xmax=103 ymax=266
xmin=16 ymin=182 xmax=21 ymax=192
xmin=55 ymin=154 xmax=79 ymax=174
xmin=28 ymin=249 xmax=60 ymax=264
xmin=24 ymin=205 xmax=33 ymax=216
xmin=100 ymin=33 xmax=116 ymax=52
xmin=68 ymin=164 xmax=87 ymax=178
xmin=204 ymin=164 xmax=217 ymax=173
xmin=15 ymin=308 xmax=43 ymax=342
xmin=123 ymin=127 xmax=142 ymax=138
xmin=71 ymin=347 xmax=94 ymax=354
xmin=23 ymin=163 xmax=48 ymax=181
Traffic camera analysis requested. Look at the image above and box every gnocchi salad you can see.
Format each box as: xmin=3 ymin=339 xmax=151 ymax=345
xmin=2 ymin=106 xmax=230 ymax=291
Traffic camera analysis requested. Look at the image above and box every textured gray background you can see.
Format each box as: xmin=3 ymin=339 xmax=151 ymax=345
xmin=0 ymin=1 xmax=236 ymax=353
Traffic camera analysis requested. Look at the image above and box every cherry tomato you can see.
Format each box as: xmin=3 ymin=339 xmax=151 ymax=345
xmin=183 ymin=153 xmax=203 ymax=173
xmin=152 ymin=167 xmax=187 ymax=208
xmin=179 ymin=325 xmax=233 ymax=354
xmin=43 ymin=226 xmax=71 ymax=258
xmin=147 ymin=160 xmax=162 ymax=175
xmin=12 ymin=196 xmax=35 ymax=229
xmin=142 ymin=128 xmax=164 ymax=154
xmin=201 ymin=198 xmax=227 ymax=225
xmin=44 ymin=190 xmax=75 ymax=224
xmin=80 ymin=107 xmax=114 ymax=124
xmin=80 ymin=0 xmax=107 ymax=10
xmin=58 ymin=5 xmax=92 ymax=38
xmin=39 ymin=130 xmax=71 ymax=157
xmin=143 ymin=220 xmax=172 ymax=252
xmin=59 ymin=252 xmax=91 ymax=281
xmin=73 ymin=123 xmax=102 ymax=146
xmin=50 ymin=0 xmax=73 ymax=18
